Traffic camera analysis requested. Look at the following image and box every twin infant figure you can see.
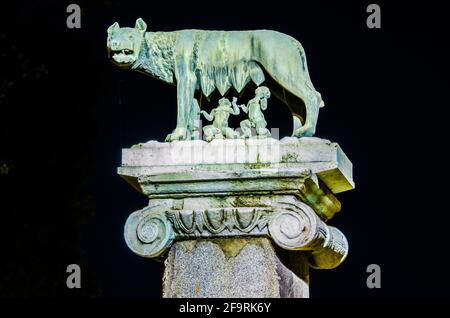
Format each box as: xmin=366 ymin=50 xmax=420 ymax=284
xmin=198 ymin=86 xmax=271 ymax=142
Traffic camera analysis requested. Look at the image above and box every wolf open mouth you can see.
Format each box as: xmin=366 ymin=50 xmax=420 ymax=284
xmin=110 ymin=49 xmax=135 ymax=64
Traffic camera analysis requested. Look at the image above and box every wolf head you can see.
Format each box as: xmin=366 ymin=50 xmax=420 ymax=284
xmin=107 ymin=18 xmax=147 ymax=68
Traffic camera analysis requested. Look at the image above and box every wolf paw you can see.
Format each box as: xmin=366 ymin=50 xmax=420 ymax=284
xmin=293 ymin=125 xmax=315 ymax=138
xmin=165 ymin=127 xmax=187 ymax=142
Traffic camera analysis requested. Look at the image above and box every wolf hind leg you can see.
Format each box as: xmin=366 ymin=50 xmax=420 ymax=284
xmin=292 ymin=93 xmax=320 ymax=137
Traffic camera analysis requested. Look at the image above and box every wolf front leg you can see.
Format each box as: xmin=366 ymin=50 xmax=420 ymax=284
xmin=187 ymin=99 xmax=201 ymax=140
xmin=165 ymin=71 xmax=197 ymax=142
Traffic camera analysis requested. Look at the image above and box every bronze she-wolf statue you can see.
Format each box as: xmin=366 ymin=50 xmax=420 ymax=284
xmin=107 ymin=18 xmax=324 ymax=141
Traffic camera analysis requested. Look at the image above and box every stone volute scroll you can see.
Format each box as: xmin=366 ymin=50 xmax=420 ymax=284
xmin=108 ymin=17 xmax=354 ymax=298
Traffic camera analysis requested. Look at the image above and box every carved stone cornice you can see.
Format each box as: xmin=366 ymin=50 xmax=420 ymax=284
xmin=124 ymin=196 xmax=348 ymax=269
xmin=166 ymin=207 xmax=272 ymax=237
xmin=120 ymin=138 xmax=353 ymax=270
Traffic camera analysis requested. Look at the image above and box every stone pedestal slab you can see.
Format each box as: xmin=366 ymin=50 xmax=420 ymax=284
xmin=119 ymin=137 xmax=354 ymax=298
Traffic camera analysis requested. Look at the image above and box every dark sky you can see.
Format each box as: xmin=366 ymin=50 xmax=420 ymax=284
xmin=0 ymin=0 xmax=449 ymax=298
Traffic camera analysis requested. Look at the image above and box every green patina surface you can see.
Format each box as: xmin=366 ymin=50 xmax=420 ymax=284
xmin=281 ymin=153 xmax=299 ymax=163
xmin=107 ymin=18 xmax=324 ymax=142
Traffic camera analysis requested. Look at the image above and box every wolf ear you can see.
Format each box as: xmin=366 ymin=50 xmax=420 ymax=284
xmin=135 ymin=18 xmax=147 ymax=33
xmin=107 ymin=22 xmax=120 ymax=35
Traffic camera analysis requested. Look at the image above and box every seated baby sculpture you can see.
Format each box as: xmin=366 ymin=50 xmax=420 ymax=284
xmin=201 ymin=97 xmax=240 ymax=142
xmin=233 ymin=86 xmax=271 ymax=138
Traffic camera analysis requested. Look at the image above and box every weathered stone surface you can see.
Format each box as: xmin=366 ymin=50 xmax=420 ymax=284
xmin=124 ymin=194 xmax=348 ymax=267
xmin=119 ymin=137 xmax=353 ymax=298
xmin=162 ymin=238 xmax=308 ymax=298
xmin=275 ymin=257 xmax=309 ymax=298
xmin=119 ymin=137 xmax=354 ymax=194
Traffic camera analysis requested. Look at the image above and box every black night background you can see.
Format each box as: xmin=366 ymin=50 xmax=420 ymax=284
xmin=0 ymin=0 xmax=449 ymax=301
